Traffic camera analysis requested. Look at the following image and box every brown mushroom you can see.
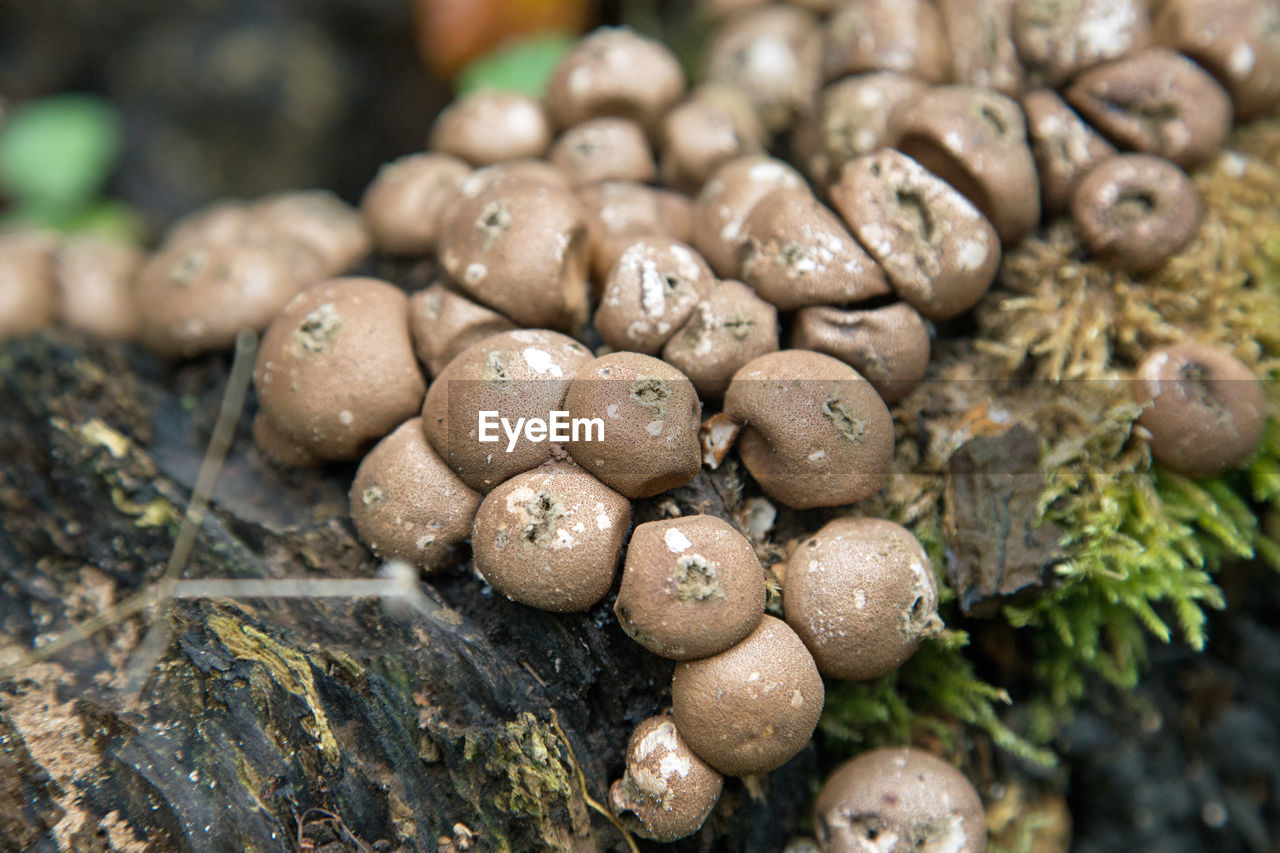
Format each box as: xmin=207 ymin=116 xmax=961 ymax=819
xmin=1135 ymin=341 xmax=1266 ymax=478
xmin=662 ymin=279 xmax=780 ymax=400
xmin=790 ymin=302 xmax=930 ymax=405
xmin=829 ymin=149 xmax=1001 ymax=321
xmin=471 ymin=463 xmax=630 ymax=612
xmin=577 ymin=181 xmax=695 ymax=283
xmin=548 ymin=117 xmax=656 ymax=187
xmin=723 ymin=350 xmax=894 ymax=509
xmin=692 ymin=155 xmax=809 ymax=279
xmin=252 ymin=412 xmax=322 ymax=468
xmin=1021 ymin=88 xmax=1118 ymax=216
xmin=545 ymin=27 xmax=686 ymax=132
xmin=822 ymin=0 xmax=951 ymax=83
xmin=659 ymin=85 xmax=766 ymax=195
xmin=563 ymin=352 xmax=703 ymax=499
xmin=614 ymin=515 xmax=767 ymax=660
xmin=437 ymin=172 xmax=590 ymax=332
xmin=1014 ymin=0 xmax=1153 ymax=87
xmin=254 ymin=277 xmax=426 ymax=462
xmin=162 ymin=200 xmax=253 ymax=249
xmin=1071 ymin=153 xmax=1202 ymax=273
xmin=53 ymin=235 xmax=142 ymax=340
xmin=609 ymin=715 xmax=724 ymax=843
xmin=814 ymin=748 xmax=987 ymax=853
xmin=939 ymin=0 xmax=1025 ymax=96
xmin=251 ymin=190 xmax=371 ymax=277
xmin=1065 ymin=48 xmax=1233 ymax=170
xmin=671 ymin=614 xmax=824 ymax=776
xmin=739 ymin=186 xmax=891 ymax=310
xmin=428 ymin=90 xmax=552 ymax=166
xmin=421 ymin=329 xmax=593 ymax=491
xmin=407 ymin=283 xmax=517 ymax=378
xmin=349 ymin=418 xmax=481 ymax=571
xmin=895 ymin=85 xmax=1041 ymax=245
xmin=594 ymin=237 xmax=716 ymax=355
xmin=0 ymin=230 xmax=59 ymax=341
xmin=782 ymin=517 xmax=941 ymax=680
xmin=360 ymin=152 xmax=471 ymax=256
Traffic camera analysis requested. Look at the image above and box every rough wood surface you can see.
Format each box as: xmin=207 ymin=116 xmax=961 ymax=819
xmin=0 ymin=332 xmax=814 ymax=853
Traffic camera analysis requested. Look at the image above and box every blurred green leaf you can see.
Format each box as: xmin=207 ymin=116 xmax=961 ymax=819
xmin=0 ymin=94 xmax=123 ymax=209
xmin=456 ymin=32 xmax=576 ymax=98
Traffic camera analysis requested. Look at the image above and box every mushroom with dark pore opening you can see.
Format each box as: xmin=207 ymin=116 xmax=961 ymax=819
xmin=609 ymin=715 xmax=724 ymax=843
xmin=563 ymin=352 xmax=703 ymax=499
xmin=671 ymin=614 xmax=824 ymax=776
xmin=662 ymin=279 xmax=779 ymax=401
xmin=724 ymin=350 xmax=894 ymax=509
xmin=614 ymin=515 xmax=766 ymax=660
xmin=782 ymin=517 xmax=941 ymax=680
xmin=471 ymin=463 xmax=630 ymax=612
xmin=254 ymin=277 xmax=426 ymax=463
xmin=814 ymin=747 xmax=988 ymax=853
xmin=593 ymin=236 xmax=715 ymax=356
xmin=349 ymin=418 xmax=481 ymax=572
xmin=1134 ymin=340 xmax=1266 ymax=479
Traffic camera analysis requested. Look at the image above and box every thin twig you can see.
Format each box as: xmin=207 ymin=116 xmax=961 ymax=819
xmin=549 ymin=710 xmax=639 ymax=853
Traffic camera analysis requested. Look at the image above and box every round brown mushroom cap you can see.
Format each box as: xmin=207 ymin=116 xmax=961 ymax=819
xmin=609 ymin=715 xmax=725 ymax=842
xmin=421 ymin=329 xmax=594 ymax=491
xmin=251 ymin=190 xmax=372 ymax=277
xmin=594 ymin=237 xmax=716 ymax=355
xmin=814 ymin=747 xmax=987 ymax=853
xmin=783 ymin=517 xmax=941 ymax=680
xmin=739 ymin=187 xmax=891 ymax=311
xmin=548 ymin=117 xmax=656 ymax=187
xmin=1070 ymin=153 xmax=1203 ymax=273
xmin=349 ymin=417 xmax=481 ymax=571
xmin=1064 ymin=48 xmax=1234 ymax=170
xmin=790 ymin=302 xmax=930 ymax=406
xmin=545 ymin=27 xmax=686 ymax=132
xmin=563 ymin=352 xmax=703 ymax=499
xmin=692 ymin=155 xmax=809 ymax=279
xmin=360 ymin=152 xmax=471 ymax=256
xmin=428 ymin=91 xmax=552 ymax=166
xmin=163 ymin=200 xmax=254 ymax=248
xmin=437 ymin=173 xmax=590 ymax=332
xmin=136 ymin=234 xmax=325 ymax=358
xmin=615 ymin=515 xmax=767 ymax=660
xmin=1154 ymin=0 xmax=1280 ymax=120
xmin=53 ymin=235 xmax=142 ymax=340
xmin=659 ymin=85 xmax=766 ymax=195
xmin=701 ymin=5 xmax=823 ymax=134
xmin=723 ymin=350 xmax=894 ymax=509
xmin=0 ymin=230 xmax=59 ymax=340
xmin=671 ymin=614 xmax=824 ymax=776
xmin=471 ymin=463 xmax=630 ymax=612
xmin=1014 ymin=0 xmax=1153 ymax=87
xmin=577 ymin=181 xmax=695 ymax=283
xmin=1021 ymin=88 xmax=1118 ymax=215
xmin=822 ymin=0 xmax=951 ymax=83
xmin=794 ymin=71 xmax=926 ymax=187
xmin=938 ymin=0 xmax=1025 ymax=96
xmin=829 ymin=149 xmax=1002 ymax=321
xmin=895 ymin=85 xmax=1041 ymax=245
xmin=662 ymin=279 xmax=779 ymax=400
xmin=1135 ymin=341 xmax=1266 ymax=478
xmin=254 ymin=277 xmax=426 ymax=462
xmin=408 ymin=283 xmax=517 ymax=378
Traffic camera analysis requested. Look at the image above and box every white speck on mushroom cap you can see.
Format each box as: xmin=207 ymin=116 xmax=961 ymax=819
xmin=522 ymin=347 xmax=564 ymax=377
xmin=956 ymin=238 xmax=989 ymax=272
xmin=664 ymin=528 xmax=693 ymax=553
xmin=640 ymin=259 xmax=667 ymax=316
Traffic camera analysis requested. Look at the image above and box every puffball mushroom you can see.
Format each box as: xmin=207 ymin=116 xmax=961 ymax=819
xmin=253 ymin=277 xmax=426 ymax=462
xmin=407 ymin=284 xmax=517 ymax=379
xmin=614 ymin=515 xmax=766 ymax=660
xmin=0 ymin=230 xmax=59 ymax=341
xmin=437 ymin=171 xmax=590 ymax=332
xmin=548 ymin=117 xmax=656 ymax=188
xmin=545 ymin=27 xmax=686 ymax=132
xmin=658 ymin=84 xmax=765 ymax=195
xmin=782 ymin=517 xmax=941 ymax=680
xmin=609 ymin=715 xmax=724 ymax=843
xmin=692 ymin=155 xmax=809 ymax=279
xmin=814 ymin=747 xmax=988 ymax=853
xmin=723 ymin=350 xmax=894 ymax=510
xmin=349 ymin=418 xmax=481 ymax=572
xmin=672 ymin=614 xmax=824 ymax=776
xmin=53 ymin=236 xmax=143 ymax=340
xmin=563 ymin=352 xmax=703 ymax=499
xmin=1021 ymin=88 xmax=1117 ymax=216
xmin=1135 ymin=341 xmax=1266 ymax=478
xmin=360 ymin=152 xmax=471 ymax=256
xmin=428 ymin=90 xmax=552 ymax=166
xmin=822 ymin=0 xmax=950 ymax=84
xmin=421 ymin=329 xmax=593 ymax=491
xmin=661 ymin=279 xmax=779 ymax=401
xmin=250 ymin=189 xmax=371 ymax=277
xmin=576 ymin=181 xmax=694 ymax=283
xmin=789 ymin=302 xmax=930 ymax=406
xmin=471 ymin=463 xmax=630 ymax=612
xmin=593 ymin=236 xmax=715 ymax=356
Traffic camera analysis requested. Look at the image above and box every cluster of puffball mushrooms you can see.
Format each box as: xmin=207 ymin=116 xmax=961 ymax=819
xmin=2 ymin=0 xmax=1277 ymax=847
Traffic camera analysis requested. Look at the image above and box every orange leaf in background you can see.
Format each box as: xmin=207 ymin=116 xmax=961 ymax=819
xmin=414 ymin=0 xmax=592 ymax=78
